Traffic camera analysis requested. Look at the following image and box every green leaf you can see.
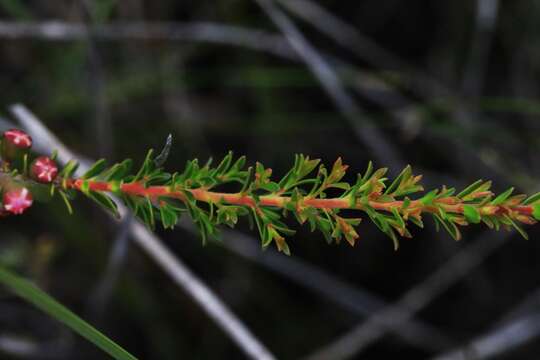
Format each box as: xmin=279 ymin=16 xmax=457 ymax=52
xmin=401 ymin=197 xmax=411 ymax=210
xmin=410 ymin=217 xmax=424 ymax=229
xmin=391 ymin=207 xmax=405 ymax=228
xmin=240 ymin=167 xmax=253 ymax=193
xmin=439 ymin=187 xmax=456 ymax=197
xmin=133 ymin=149 xmax=155 ymax=181
xmin=463 ymin=205 xmax=481 ymax=224
xmin=144 ymin=197 xmax=155 ymax=229
xmin=297 ymin=155 xmax=320 ymax=179
xmin=387 ymin=228 xmax=399 ymax=251
xmin=433 ymin=214 xmax=461 ymax=241
xmin=420 ymin=189 xmax=438 ymax=205
xmin=86 ymin=191 xmax=120 ymax=219
xmin=329 ymin=182 xmax=350 ymax=190
xmin=278 ymin=168 xmax=295 ymax=189
xmin=523 ymin=192 xmax=540 ymax=205
xmin=384 ymin=165 xmax=411 ymax=195
xmin=260 ymin=182 xmax=280 ymax=193
xmin=80 ymin=180 xmax=90 ymax=195
xmin=159 ymin=204 xmax=178 ymax=229
xmin=59 ymin=160 xmax=79 ymax=180
xmin=59 ymin=190 xmax=73 ymax=214
xmin=0 ymin=265 xmax=137 ymax=360
xmin=361 ymin=161 xmax=373 ymax=184
xmin=533 ymin=204 xmax=540 ymax=221
xmin=457 ymin=179 xmax=484 ymax=199
xmin=230 ymin=155 xmax=246 ymax=173
xmin=491 ymin=187 xmax=514 ymax=205
xmin=81 ymin=159 xmax=107 ymax=179
xmin=103 ymin=159 xmax=133 ymax=181
xmin=316 ymin=217 xmax=334 ymax=244
xmin=395 ymin=186 xmax=423 ymax=197
xmin=504 ymin=215 xmax=529 ymax=240
xmin=214 ymin=151 xmax=233 ymax=176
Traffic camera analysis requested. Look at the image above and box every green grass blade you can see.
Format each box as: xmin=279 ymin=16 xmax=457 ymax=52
xmin=0 ymin=265 xmax=137 ymax=360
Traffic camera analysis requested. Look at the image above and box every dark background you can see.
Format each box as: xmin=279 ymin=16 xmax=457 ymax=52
xmin=1 ymin=1 xmax=540 ymax=359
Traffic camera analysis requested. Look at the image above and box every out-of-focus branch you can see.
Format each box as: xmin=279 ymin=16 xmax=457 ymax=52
xmin=254 ymin=0 xmax=405 ymax=172
xmin=462 ymin=0 xmax=499 ymax=98
xmin=8 ymin=104 xmax=276 ymax=360
xmin=0 ymin=334 xmax=69 ymax=359
xmin=432 ymin=285 xmax=540 ymax=359
xmin=86 ymin=216 xmax=133 ymax=320
xmin=306 ymin=231 xmax=510 ymax=360
xmin=210 ymin=227 xmax=454 ymax=351
xmin=0 ymin=20 xmax=295 ymax=60
xmin=276 ymin=0 xmax=450 ymax=98
xmin=432 ymin=313 xmax=540 ymax=360
xmin=272 ymin=0 xmax=519 ymax=192
xmin=80 ymin=0 xmax=115 ymax=159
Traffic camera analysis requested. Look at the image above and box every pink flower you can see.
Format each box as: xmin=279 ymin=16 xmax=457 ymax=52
xmin=31 ymin=156 xmax=58 ymax=183
xmin=3 ymin=188 xmax=33 ymax=215
xmin=3 ymin=129 xmax=32 ymax=149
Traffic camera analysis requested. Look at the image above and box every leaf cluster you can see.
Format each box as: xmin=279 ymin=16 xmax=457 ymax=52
xmin=45 ymin=140 xmax=540 ymax=255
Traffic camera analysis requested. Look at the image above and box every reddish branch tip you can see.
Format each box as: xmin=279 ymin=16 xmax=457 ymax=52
xmin=3 ymin=187 xmax=33 ymax=215
xmin=31 ymin=156 xmax=58 ymax=183
xmin=3 ymin=129 xmax=32 ymax=149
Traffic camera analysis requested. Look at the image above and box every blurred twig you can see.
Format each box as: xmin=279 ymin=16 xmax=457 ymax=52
xmin=432 ymin=313 xmax=540 ymax=360
xmin=0 ymin=334 xmax=69 ymax=359
xmin=0 ymin=20 xmax=295 ymax=60
xmin=0 ymin=18 xmax=514 ymax=186
xmin=9 ymin=104 xmax=276 ymax=360
xmin=210 ymin=227 xmax=454 ymax=351
xmin=276 ymin=0 xmax=449 ymax=99
xmin=306 ymin=231 xmax=511 ymax=360
xmin=454 ymin=0 xmax=500 ymax=177
xmin=497 ymin=287 xmax=540 ymax=326
xmin=81 ymin=0 xmax=115 ymax=159
xmin=462 ymin=0 xmax=499 ymax=98
xmin=254 ymin=0 xmax=405 ymax=172
xmin=432 ymin=285 xmax=540 ymax=359
xmin=86 ymin=216 xmax=132 ymax=321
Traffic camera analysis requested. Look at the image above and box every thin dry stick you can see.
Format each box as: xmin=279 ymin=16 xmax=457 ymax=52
xmin=432 ymin=285 xmax=540 ymax=359
xmin=276 ymin=0 xmax=516 ymax=189
xmin=276 ymin=0 xmax=450 ymax=98
xmin=306 ymin=231 xmax=510 ymax=360
xmin=9 ymin=104 xmax=276 ymax=360
xmin=432 ymin=314 xmax=540 ymax=360
xmin=0 ymin=20 xmax=295 ymax=60
xmin=496 ymin=287 xmax=540 ymax=326
xmin=211 ymin=227 xmax=454 ymax=351
xmin=462 ymin=0 xmax=500 ymax=98
xmin=80 ymin=1 xmax=115 ymax=159
xmin=0 ymin=18 xmax=457 ymax=183
xmin=253 ymin=0 xmax=405 ymax=172
xmin=87 ymin=216 xmax=132 ymax=319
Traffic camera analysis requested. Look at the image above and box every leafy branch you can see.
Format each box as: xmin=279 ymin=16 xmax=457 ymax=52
xmin=1 ymin=129 xmax=539 ymax=255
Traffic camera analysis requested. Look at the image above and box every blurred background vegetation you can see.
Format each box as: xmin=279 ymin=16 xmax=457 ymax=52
xmin=1 ymin=1 xmax=540 ymax=359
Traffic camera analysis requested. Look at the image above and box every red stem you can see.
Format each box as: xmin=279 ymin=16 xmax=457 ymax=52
xmin=66 ymin=179 xmax=535 ymax=218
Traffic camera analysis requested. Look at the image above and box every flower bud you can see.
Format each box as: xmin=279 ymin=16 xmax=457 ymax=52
xmin=31 ymin=156 xmax=58 ymax=183
xmin=3 ymin=129 xmax=32 ymax=149
xmin=2 ymin=129 xmax=32 ymax=161
xmin=3 ymin=187 xmax=33 ymax=215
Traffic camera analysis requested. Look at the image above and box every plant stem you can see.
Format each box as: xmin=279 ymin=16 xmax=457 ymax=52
xmin=67 ymin=179 xmax=534 ymax=219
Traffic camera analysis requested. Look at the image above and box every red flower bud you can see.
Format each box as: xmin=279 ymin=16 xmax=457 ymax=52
xmin=2 ymin=129 xmax=32 ymax=162
xmin=31 ymin=156 xmax=59 ymax=183
xmin=3 ymin=187 xmax=33 ymax=215
xmin=3 ymin=129 xmax=32 ymax=149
